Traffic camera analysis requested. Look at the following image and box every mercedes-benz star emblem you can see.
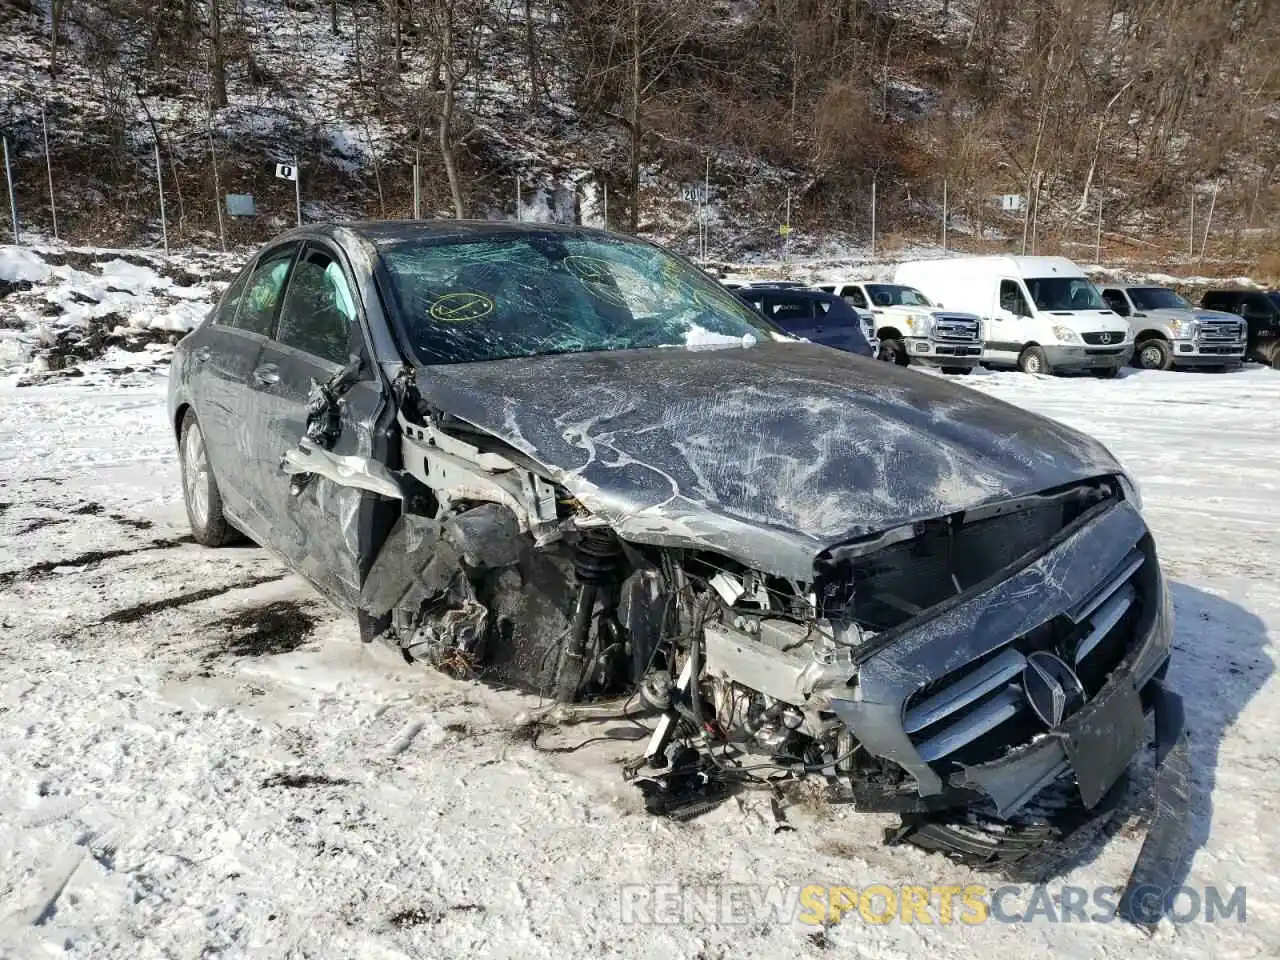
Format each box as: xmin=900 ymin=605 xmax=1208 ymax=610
xmin=1021 ymin=651 xmax=1087 ymax=728
xmin=1099 ymin=332 xmax=1113 ymax=344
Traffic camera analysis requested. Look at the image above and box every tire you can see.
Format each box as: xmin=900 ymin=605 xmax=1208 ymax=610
xmin=889 ymin=777 xmax=1126 ymax=882
xmin=879 ymin=338 xmax=910 ymax=366
xmin=1091 ymin=366 xmax=1121 ymax=379
xmin=1017 ymin=345 xmax=1051 ymax=375
xmin=1134 ymin=338 xmax=1173 ymax=371
xmin=179 ymin=410 xmax=239 ymax=547
xmin=940 ymin=366 xmax=973 ymax=376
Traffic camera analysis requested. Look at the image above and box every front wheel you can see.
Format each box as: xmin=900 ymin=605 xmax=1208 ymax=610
xmin=179 ymin=410 xmax=239 ymax=547
xmin=1135 ymin=338 xmax=1173 ymax=371
xmin=1017 ymin=345 xmax=1051 ymax=375
xmin=878 ymin=338 xmax=910 ymax=366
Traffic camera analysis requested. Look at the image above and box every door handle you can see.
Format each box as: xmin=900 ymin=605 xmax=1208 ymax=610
xmin=252 ymin=364 xmax=279 ymax=386
xmin=194 ymin=347 xmax=211 ymax=362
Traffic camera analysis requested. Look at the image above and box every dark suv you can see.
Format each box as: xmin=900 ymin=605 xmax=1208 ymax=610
xmin=737 ymin=286 xmax=874 ymax=357
xmin=1200 ymin=289 xmax=1280 ymax=368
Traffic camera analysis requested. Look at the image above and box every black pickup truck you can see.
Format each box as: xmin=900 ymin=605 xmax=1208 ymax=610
xmin=1200 ymin=289 xmax=1280 ymax=368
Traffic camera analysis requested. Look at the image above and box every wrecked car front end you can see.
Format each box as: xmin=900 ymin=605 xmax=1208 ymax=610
xmin=207 ymin=222 xmax=1186 ymax=926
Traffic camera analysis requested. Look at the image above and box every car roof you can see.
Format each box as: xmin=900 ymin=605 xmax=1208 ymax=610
xmin=738 ymin=287 xmax=836 ymax=299
xmin=1101 ymin=282 xmax=1183 ymax=291
xmin=269 ymin=219 xmax=619 ymax=248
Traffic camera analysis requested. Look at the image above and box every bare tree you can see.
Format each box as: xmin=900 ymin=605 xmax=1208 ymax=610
xmin=209 ymin=0 xmax=228 ymax=109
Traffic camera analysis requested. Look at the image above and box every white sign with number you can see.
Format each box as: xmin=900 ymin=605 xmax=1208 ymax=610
xmin=275 ymin=163 xmax=298 ymax=182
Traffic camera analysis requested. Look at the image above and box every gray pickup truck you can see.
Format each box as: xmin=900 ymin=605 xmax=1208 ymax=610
xmin=1098 ymin=284 xmax=1247 ymax=371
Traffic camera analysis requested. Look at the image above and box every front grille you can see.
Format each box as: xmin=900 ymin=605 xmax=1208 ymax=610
xmin=935 ymin=345 xmax=982 ymax=357
xmin=933 ymin=315 xmax=981 ymax=342
xmin=1082 ymin=331 xmax=1124 ymax=345
xmin=1085 ymin=346 xmax=1126 ymax=356
xmin=1199 ymin=321 xmax=1242 ymax=341
xmin=1197 ymin=344 xmax=1243 ymax=355
xmin=903 ymin=545 xmax=1145 ymax=769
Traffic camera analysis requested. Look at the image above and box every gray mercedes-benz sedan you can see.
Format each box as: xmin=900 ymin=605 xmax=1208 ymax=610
xmin=168 ymin=221 xmax=1187 ymax=919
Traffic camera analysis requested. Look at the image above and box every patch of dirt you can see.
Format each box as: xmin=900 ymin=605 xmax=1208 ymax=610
xmin=204 ymin=600 xmax=319 ymax=660
xmin=0 ymin=278 xmax=34 ymax=299
xmin=13 ymin=517 xmax=72 ymax=536
xmin=110 ymin=513 xmax=155 ymax=530
xmin=70 ymin=502 xmax=103 ymax=515
xmin=260 ymin=772 xmax=352 ymax=789
xmin=0 ymin=536 xmax=195 ymax=588
xmin=100 ymin=573 xmax=287 ymax=625
xmin=387 ymin=903 xmax=485 ymax=929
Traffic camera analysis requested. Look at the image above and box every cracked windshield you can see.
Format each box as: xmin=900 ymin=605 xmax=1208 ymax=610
xmin=378 ymin=233 xmax=774 ymax=364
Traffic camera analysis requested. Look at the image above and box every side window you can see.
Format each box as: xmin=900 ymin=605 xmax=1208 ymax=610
xmin=1000 ymin=280 xmax=1030 ymax=317
xmin=1102 ymin=290 xmax=1129 ymax=316
xmin=762 ymin=295 xmax=815 ymax=327
xmin=1243 ymin=294 xmax=1272 ymax=319
xmin=276 ymin=248 xmax=358 ymax=365
xmin=215 ymin=269 xmax=251 ymax=325
xmin=841 ymin=286 xmax=868 ymax=309
xmin=233 ymin=246 xmax=297 ymax=336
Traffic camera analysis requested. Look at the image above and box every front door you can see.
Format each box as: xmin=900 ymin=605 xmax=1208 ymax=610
xmin=244 ymin=241 xmax=391 ymax=611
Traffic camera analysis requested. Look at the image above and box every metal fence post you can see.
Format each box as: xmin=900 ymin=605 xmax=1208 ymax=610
xmin=293 ymin=156 xmax=302 ymax=226
xmin=154 ymin=141 xmax=168 ymax=255
xmin=3 ymin=137 xmax=18 ymax=244
xmin=41 ymin=102 xmax=58 ymax=241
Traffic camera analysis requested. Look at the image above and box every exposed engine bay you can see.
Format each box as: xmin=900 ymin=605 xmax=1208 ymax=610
xmin=335 ymin=381 xmax=1187 ymax=920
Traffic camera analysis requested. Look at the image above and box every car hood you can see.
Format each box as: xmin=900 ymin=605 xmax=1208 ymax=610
xmin=415 ymin=342 xmax=1122 ymax=578
xmin=882 ymin=306 xmax=980 ymax=322
xmin=1143 ymin=307 xmax=1242 ymax=324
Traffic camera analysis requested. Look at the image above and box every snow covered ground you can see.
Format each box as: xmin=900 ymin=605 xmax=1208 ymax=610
xmin=1 ymin=324 xmax=1279 ymax=955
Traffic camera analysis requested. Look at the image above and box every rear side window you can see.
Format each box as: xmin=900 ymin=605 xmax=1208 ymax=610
xmin=276 ymin=248 xmax=358 ymax=365
xmin=1101 ymin=289 xmax=1129 ymax=316
xmin=233 ymin=246 xmax=297 ymax=336
xmin=1201 ymin=292 xmax=1236 ymax=311
xmin=215 ymin=270 xmax=251 ymax=326
xmin=840 ymin=286 xmax=868 ymax=309
xmin=761 ymin=295 xmax=815 ymax=326
xmin=1243 ymin=294 xmax=1274 ymax=317
xmin=1000 ymin=280 xmax=1032 ymax=316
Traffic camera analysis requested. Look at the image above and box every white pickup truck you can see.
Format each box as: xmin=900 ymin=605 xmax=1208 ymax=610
xmin=817 ymin=281 xmax=984 ymax=374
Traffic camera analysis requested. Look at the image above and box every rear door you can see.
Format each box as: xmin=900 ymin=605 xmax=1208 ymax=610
xmin=187 ymin=244 xmax=298 ymax=526
xmin=244 ymin=240 xmax=390 ymax=611
xmin=812 ymin=296 xmax=873 ymax=356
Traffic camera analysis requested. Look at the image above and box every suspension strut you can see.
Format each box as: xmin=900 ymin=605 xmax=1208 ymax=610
xmin=554 ymin=528 xmax=622 ymax=702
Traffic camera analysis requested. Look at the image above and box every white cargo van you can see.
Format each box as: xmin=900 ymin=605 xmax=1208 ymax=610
xmin=894 ymin=256 xmax=1133 ymax=376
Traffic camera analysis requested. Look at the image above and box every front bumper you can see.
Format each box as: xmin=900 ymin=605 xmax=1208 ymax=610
xmin=1042 ymin=343 xmax=1134 ymax=370
xmin=828 ymin=500 xmax=1172 ymax=815
xmin=907 ymin=337 xmax=983 ymax=366
xmin=1172 ymin=339 xmax=1247 ymax=365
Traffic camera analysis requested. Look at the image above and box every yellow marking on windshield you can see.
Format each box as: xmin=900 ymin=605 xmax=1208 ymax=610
xmin=430 ymin=292 xmax=495 ymax=323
